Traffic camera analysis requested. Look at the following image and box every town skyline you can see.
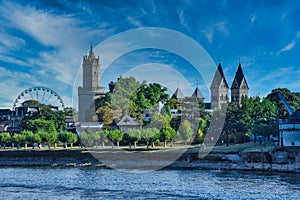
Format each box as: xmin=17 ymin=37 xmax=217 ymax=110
xmin=0 ymin=0 xmax=300 ymax=109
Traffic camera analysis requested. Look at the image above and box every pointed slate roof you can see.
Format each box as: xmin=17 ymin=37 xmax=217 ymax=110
xmin=117 ymin=114 xmax=139 ymax=126
xmin=210 ymin=63 xmax=229 ymax=88
xmin=171 ymin=88 xmax=184 ymax=99
xmin=192 ymin=87 xmax=205 ymax=99
xmin=231 ymin=63 xmax=249 ymax=89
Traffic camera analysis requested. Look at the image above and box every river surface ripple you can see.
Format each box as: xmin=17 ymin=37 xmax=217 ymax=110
xmin=0 ymin=167 xmax=299 ymax=199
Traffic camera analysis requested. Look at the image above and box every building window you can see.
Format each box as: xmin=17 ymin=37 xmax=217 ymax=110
xmin=291 ymin=142 xmax=295 ymax=146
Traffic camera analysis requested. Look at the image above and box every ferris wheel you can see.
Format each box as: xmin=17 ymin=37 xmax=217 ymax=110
xmin=13 ymin=86 xmax=65 ymax=110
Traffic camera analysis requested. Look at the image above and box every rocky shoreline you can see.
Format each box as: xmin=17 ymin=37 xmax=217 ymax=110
xmin=0 ymin=148 xmax=299 ymax=173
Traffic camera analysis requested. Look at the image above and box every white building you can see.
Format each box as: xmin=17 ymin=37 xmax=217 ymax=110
xmin=279 ymin=110 xmax=300 ymax=146
xmin=278 ymin=93 xmax=300 ymax=146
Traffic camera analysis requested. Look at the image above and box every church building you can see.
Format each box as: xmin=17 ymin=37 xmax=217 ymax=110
xmin=210 ymin=63 xmax=229 ymax=109
xmin=231 ymin=63 xmax=249 ymax=104
xmin=210 ymin=62 xmax=249 ymax=109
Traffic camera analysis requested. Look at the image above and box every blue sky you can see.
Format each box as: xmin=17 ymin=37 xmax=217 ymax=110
xmin=0 ymin=0 xmax=300 ymax=109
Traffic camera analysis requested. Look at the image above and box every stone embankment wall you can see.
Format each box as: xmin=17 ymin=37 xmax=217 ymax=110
xmin=0 ymin=147 xmax=299 ymax=173
xmin=0 ymin=150 xmax=100 ymax=166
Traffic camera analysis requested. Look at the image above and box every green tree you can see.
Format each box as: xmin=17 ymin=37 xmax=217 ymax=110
xmin=22 ymin=130 xmax=41 ymax=149
xmin=179 ymin=120 xmax=193 ymax=145
xmin=130 ymin=83 xmax=169 ymax=122
xmin=23 ymin=118 xmax=57 ymax=135
xmin=127 ymin=129 xmax=141 ymax=148
xmin=37 ymin=129 xmax=57 ymax=149
xmin=58 ymin=131 xmax=74 ymax=148
xmin=160 ymin=126 xmax=176 ymax=148
xmin=12 ymin=133 xmax=26 ymax=149
xmin=79 ymin=129 xmax=94 ymax=148
xmin=21 ymin=130 xmax=31 ymax=149
xmin=0 ymin=132 xmax=11 ymax=149
xmin=21 ymin=105 xmax=65 ymax=132
xmin=107 ymin=129 xmax=124 ymax=148
xmin=67 ymin=133 xmax=78 ymax=148
xmin=93 ymin=131 xmax=100 ymax=148
xmin=141 ymin=128 xmax=160 ymax=148
xmin=266 ymin=88 xmax=300 ymax=119
xmin=196 ymin=118 xmax=207 ymax=144
xmin=98 ymin=130 xmax=109 ymax=148
xmin=96 ymin=102 xmax=114 ymax=127
xmin=112 ymin=76 xmax=141 ymax=114
xmin=252 ymin=123 xmax=278 ymax=144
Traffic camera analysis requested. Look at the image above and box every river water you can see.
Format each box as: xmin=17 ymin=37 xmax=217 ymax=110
xmin=0 ymin=167 xmax=299 ymax=199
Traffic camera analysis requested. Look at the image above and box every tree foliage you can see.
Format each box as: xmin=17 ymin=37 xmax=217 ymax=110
xmin=179 ymin=120 xmax=193 ymax=144
xmin=223 ymin=96 xmax=277 ymax=144
xmin=265 ymin=88 xmax=300 ymax=119
xmin=107 ymin=129 xmax=124 ymax=147
xmin=141 ymin=128 xmax=160 ymax=148
xmin=0 ymin=132 xmax=11 ymax=147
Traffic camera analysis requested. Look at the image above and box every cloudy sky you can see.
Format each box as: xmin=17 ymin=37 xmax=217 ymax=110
xmin=0 ymin=0 xmax=300 ymax=110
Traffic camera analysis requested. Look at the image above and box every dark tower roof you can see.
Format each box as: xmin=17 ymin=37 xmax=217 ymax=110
xmin=218 ymin=63 xmax=228 ymax=88
xmin=192 ymin=87 xmax=204 ymax=99
xmin=171 ymin=88 xmax=184 ymax=99
xmin=211 ymin=63 xmax=229 ymax=88
xmin=231 ymin=63 xmax=249 ymax=89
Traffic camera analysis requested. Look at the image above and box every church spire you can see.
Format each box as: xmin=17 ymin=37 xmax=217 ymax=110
xmin=230 ymin=62 xmax=249 ymax=104
xmin=210 ymin=62 xmax=229 ymax=109
xmin=231 ymin=62 xmax=248 ymax=89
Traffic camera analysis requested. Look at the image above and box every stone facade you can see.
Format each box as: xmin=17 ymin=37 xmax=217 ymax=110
xmin=78 ymin=46 xmax=105 ymax=122
xmin=231 ymin=63 xmax=249 ymax=104
xmin=210 ymin=62 xmax=249 ymax=109
xmin=210 ymin=63 xmax=229 ymax=109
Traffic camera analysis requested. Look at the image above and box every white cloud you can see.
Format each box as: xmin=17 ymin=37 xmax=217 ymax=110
xmin=257 ymin=67 xmax=294 ymax=83
xmin=179 ymin=9 xmax=189 ymax=31
xmin=200 ymin=21 xmax=229 ymax=43
xmin=278 ymin=41 xmax=295 ymax=55
xmin=151 ymin=0 xmax=157 ymax=14
xmin=251 ymin=14 xmax=256 ymax=23
xmin=0 ymin=2 xmax=85 ymax=47
xmin=201 ymin=29 xmax=214 ymax=43
xmin=215 ymin=21 xmax=229 ymax=34
xmin=297 ymin=31 xmax=300 ymax=39
xmin=0 ymin=31 xmax=25 ymax=51
xmin=127 ymin=16 xmax=143 ymax=27
xmin=0 ymin=54 xmax=29 ymax=66
xmin=0 ymin=1 xmax=114 ymax=108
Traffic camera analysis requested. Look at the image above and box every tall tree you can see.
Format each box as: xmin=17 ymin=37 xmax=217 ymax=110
xmin=179 ymin=120 xmax=193 ymax=145
xmin=265 ymin=88 xmax=300 ymax=119
xmin=160 ymin=126 xmax=176 ymax=148
xmin=107 ymin=129 xmax=124 ymax=148
xmin=0 ymin=132 xmax=11 ymax=149
xmin=127 ymin=129 xmax=141 ymax=148
xmin=12 ymin=133 xmax=26 ymax=149
xmin=141 ymin=128 xmax=160 ymax=148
